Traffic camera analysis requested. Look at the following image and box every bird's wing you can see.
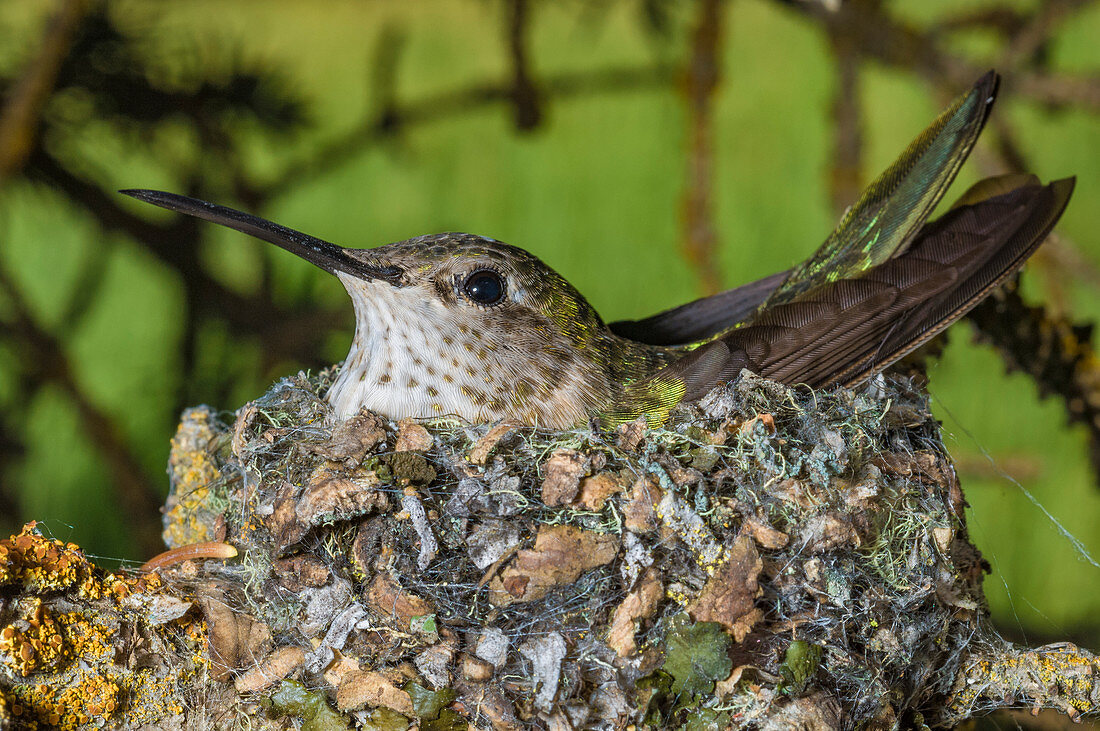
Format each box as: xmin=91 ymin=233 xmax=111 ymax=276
xmin=609 ymin=71 xmax=1000 ymax=347
xmin=625 ymin=178 xmax=1073 ymax=410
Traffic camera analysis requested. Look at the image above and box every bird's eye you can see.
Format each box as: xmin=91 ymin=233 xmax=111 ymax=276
xmin=462 ymin=269 xmax=506 ymax=306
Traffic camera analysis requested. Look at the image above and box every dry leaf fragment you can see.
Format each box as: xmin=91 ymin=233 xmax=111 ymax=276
xmin=799 ymin=512 xmax=860 ymax=553
xmin=740 ymin=413 xmax=776 ymax=436
xmin=622 ymin=475 xmax=661 ymax=533
xmin=323 ymin=650 xmax=362 ymax=688
xmin=576 ymin=472 xmax=627 ymax=511
xmin=489 ymin=524 xmax=619 ymax=606
xmin=198 ymin=591 xmax=272 ymax=682
xmin=758 ymin=691 xmax=842 ymax=730
xmin=234 ymin=646 xmax=305 ymax=694
xmin=267 ymin=482 xmax=307 ymax=551
xmin=541 ymin=449 xmax=590 ymax=506
xmin=608 ymin=568 xmax=663 ymax=657
xmin=395 ymin=418 xmax=433 ymax=452
xmin=687 ymin=534 xmax=763 ymax=642
xmin=743 ymin=516 xmax=789 ymax=550
xmin=336 ymin=670 xmax=415 ymax=715
xmin=462 ymin=652 xmax=495 ymax=682
xmin=368 ymin=572 xmax=434 ymax=625
xmin=468 ymin=422 xmax=519 ymax=464
xmin=296 ymin=466 xmax=388 ymax=529
xmin=140 ymin=594 xmax=194 ymax=625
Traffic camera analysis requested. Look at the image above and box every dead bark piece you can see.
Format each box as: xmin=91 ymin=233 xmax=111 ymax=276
xmin=759 ymin=691 xmax=843 ymax=731
xmin=475 ymin=627 xmax=509 ymax=668
xmin=367 ymin=572 xmax=434 ymax=626
xmin=234 ymin=646 xmax=306 ymax=694
xmin=415 ymin=638 xmax=457 ymax=690
xmin=873 ymin=451 xmax=944 ymax=484
xmin=575 ymin=472 xmax=627 ymax=511
xmin=799 ymin=512 xmax=861 ymax=553
xmin=198 ymin=591 xmax=272 ymax=682
xmin=489 ymin=525 xmax=619 ymax=606
xmin=541 ymin=449 xmax=590 ymax=506
xmin=743 ymin=516 xmax=789 ymax=550
xmin=336 ymin=670 xmax=415 ymax=715
xmin=519 ymin=632 xmax=566 ymax=712
xmin=296 ymin=466 xmax=388 ymax=528
xmin=272 ymin=555 xmax=331 ymax=591
xmin=394 ymin=418 xmax=433 ymax=452
xmin=401 ymin=493 xmax=438 ymax=570
xmin=468 ymin=423 xmax=519 ymax=464
xmin=455 ymin=681 xmax=522 ymax=731
xmin=608 ymin=568 xmax=663 ymax=657
xmin=687 ymin=534 xmax=763 ymax=642
xmin=466 ymin=520 xmax=523 ymax=570
xmin=313 ymin=412 xmax=386 ymax=464
xmin=615 ymin=416 xmax=648 ymax=452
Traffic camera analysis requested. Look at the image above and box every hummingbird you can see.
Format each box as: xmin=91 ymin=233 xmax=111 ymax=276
xmin=122 ymin=71 xmax=1073 ymax=430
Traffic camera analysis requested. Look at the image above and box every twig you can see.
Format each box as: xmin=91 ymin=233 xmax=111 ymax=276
xmin=507 ymin=0 xmax=541 ymax=131
xmin=1000 ymin=0 xmax=1096 ymax=70
xmin=679 ymin=0 xmax=726 ymax=296
xmin=966 ymin=286 xmax=1100 ymax=487
xmin=259 ymin=63 xmax=675 ymax=199
xmin=826 ymin=24 xmax=864 ymax=215
xmin=944 ymin=640 xmax=1100 ymax=724
xmin=0 ymin=262 xmax=164 ymax=557
xmin=794 ymin=0 xmax=1100 ymax=112
xmin=0 ymin=0 xmax=89 ymax=182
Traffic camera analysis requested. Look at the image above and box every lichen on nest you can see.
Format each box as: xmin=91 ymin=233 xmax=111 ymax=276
xmin=0 ymin=524 xmax=199 ymax=730
xmin=151 ymin=365 xmax=1005 ymax=729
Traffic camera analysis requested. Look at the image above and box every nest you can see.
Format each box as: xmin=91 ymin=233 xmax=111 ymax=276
xmin=156 ymin=367 xmax=1001 ymax=729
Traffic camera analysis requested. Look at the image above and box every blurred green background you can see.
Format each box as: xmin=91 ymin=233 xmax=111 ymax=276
xmin=1 ymin=0 xmax=1099 ymax=665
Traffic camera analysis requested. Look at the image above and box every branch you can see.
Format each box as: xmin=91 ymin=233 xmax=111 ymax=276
xmin=944 ymin=642 xmax=1100 ymax=723
xmin=679 ymin=0 xmax=726 ymax=296
xmin=0 ymin=264 xmax=164 ymax=557
xmin=0 ymin=0 xmax=89 ymax=182
xmin=260 ymin=63 xmax=675 ymax=199
xmin=506 ymin=0 xmax=542 ymax=131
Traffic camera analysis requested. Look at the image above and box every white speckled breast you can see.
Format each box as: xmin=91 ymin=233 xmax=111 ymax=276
xmin=326 ymin=274 xmax=608 ymax=427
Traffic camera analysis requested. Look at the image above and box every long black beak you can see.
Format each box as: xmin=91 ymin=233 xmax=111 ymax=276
xmin=119 ymin=189 xmax=402 ymax=285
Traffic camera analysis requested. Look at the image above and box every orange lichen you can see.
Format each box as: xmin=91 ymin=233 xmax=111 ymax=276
xmin=0 ymin=599 xmax=66 ymax=676
xmin=0 ymin=524 xmax=201 ymax=728
xmin=0 ymin=524 xmax=92 ymax=593
xmin=7 ymin=671 xmax=121 ymax=730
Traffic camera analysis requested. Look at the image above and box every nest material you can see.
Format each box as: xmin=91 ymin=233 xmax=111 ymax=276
xmin=158 ymin=368 xmax=993 ymax=729
xmin=5 ymin=368 xmax=1099 ymax=729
